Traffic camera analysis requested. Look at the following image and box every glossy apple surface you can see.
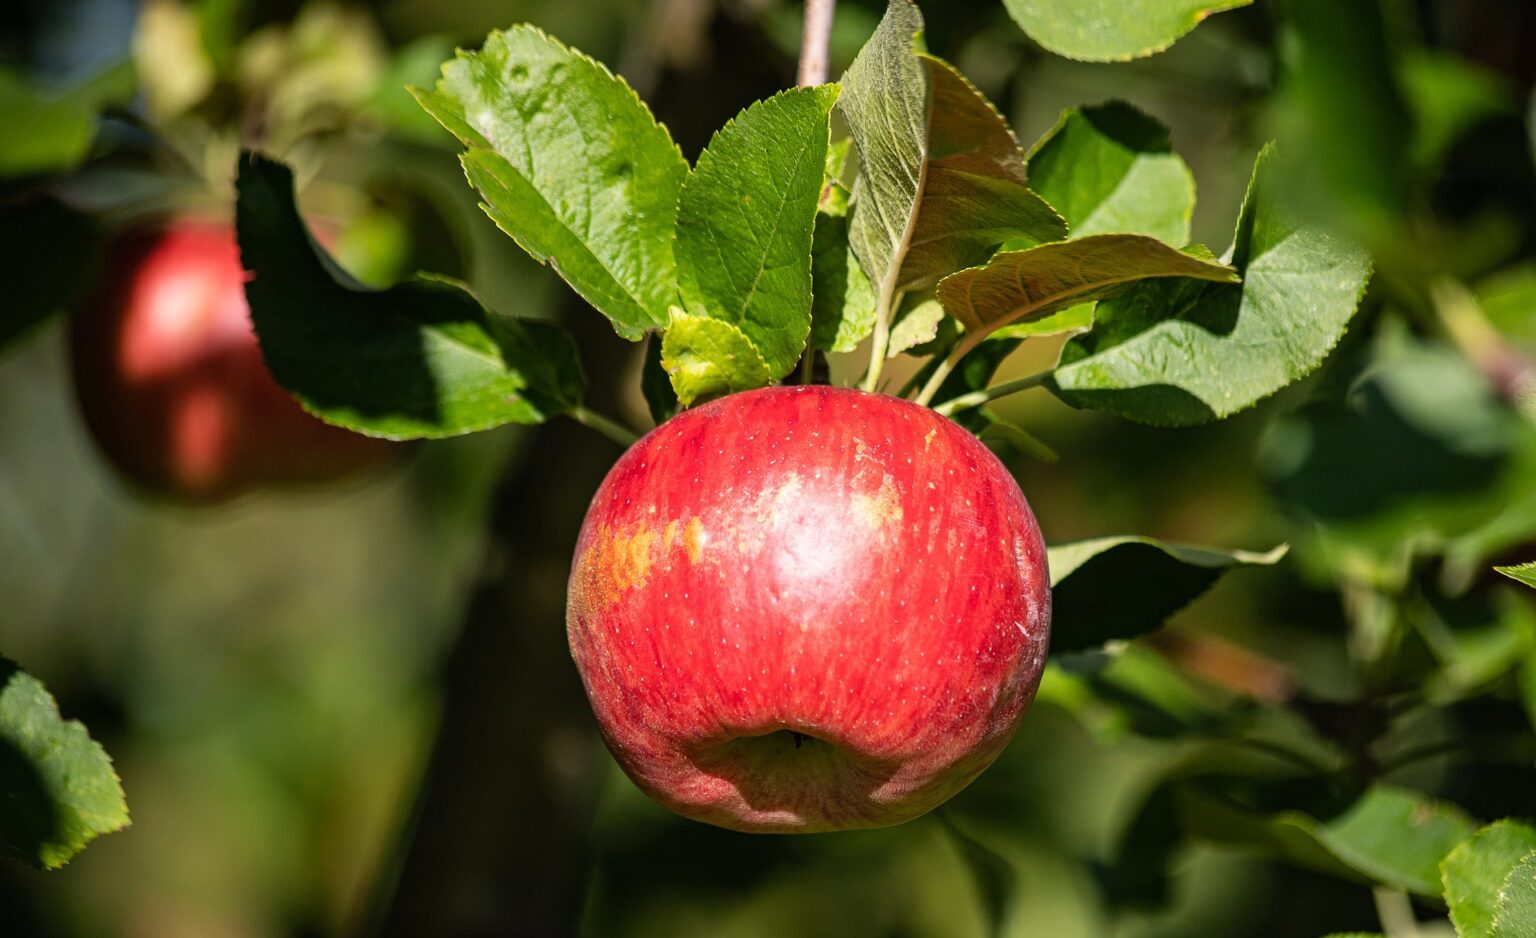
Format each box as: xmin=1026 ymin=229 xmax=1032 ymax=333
xmin=70 ymin=218 xmax=392 ymax=501
xmin=567 ymin=385 xmax=1051 ymax=833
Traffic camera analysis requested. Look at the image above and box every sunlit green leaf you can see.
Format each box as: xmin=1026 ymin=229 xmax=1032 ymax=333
xmin=415 ymin=25 xmax=687 ymax=339
xmin=0 ymin=657 xmax=129 ymax=870
xmin=1026 ymin=101 xmax=1195 ymax=245
xmin=1493 ymin=854 xmax=1536 ymax=938
xmin=937 ymin=235 xmax=1236 ymax=336
xmin=887 ymin=296 xmax=947 ymax=358
xmin=840 ymin=0 xmax=1063 ymax=315
xmin=1442 ymin=820 xmax=1536 ymax=938
xmin=839 ymin=0 xmax=926 ymax=299
xmin=237 ymin=153 xmax=583 ymax=438
xmin=1004 ymin=0 xmax=1251 ymax=62
xmin=672 ymin=85 xmax=838 ymax=383
xmin=660 ymin=313 xmax=773 ymax=407
xmin=897 ymin=56 xmax=1065 ymax=289
xmin=1052 ymin=146 xmax=1372 ymax=426
xmin=1496 ymin=563 xmax=1536 ymax=590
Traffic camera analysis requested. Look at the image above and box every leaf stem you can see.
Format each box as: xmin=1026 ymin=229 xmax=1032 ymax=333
xmin=861 ymin=285 xmax=902 ymax=393
xmin=912 ymin=330 xmax=982 ymax=406
xmin=933 ymin=369 xmax=1051 ymax=417
xmin=797 ymin=0 xmax=838 ymax=87
xmin=569 ymin=406 xmax=640 ymax=446
xmin=1373 ymin=887 xmax=1420 ymax=938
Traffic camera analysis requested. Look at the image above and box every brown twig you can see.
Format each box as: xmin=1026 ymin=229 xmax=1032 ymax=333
xmin=797 ymin=0 xmax=837 ymax=87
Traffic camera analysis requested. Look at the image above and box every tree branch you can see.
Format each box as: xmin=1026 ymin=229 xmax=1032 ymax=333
xmin=797 ymin=0 xmax=837 ymax=87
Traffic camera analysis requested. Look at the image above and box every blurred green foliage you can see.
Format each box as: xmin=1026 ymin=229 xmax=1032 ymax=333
xmin=1 ymin=0 xmax=1535 ymax=936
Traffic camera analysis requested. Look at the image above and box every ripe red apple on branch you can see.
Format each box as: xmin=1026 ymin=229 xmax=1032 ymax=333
xmin=568 ymin=386 xmax=1051 ymax=833
xmin=70 ymin=219 xmax=395 ymax=502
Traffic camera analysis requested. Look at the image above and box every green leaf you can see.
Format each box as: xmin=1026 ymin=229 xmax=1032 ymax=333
xmin=236 ymin=153 xmax=583 ymax=439
xmin=415 ymin=25 xmax=687 ymax=339
xmin=0 ymin=198 xmax=102 ymax=353
xmin=937 ymin=234 xmax=1237 ymax=336
xmin=1026 ymin=101 xmax=1196 ymax=245
xmin=660 ymin=313 xmax=773 ymax=407
xmin=839 ymin=1 xmax=1063 ymax=312
xmin=1048 ymin=537 xmax=1286 ymax=654
xmin=0 ymin=657 xmax=129 ymax=870
xmin=641 ymin=336 xmax=679 ymax=425
xmin=978 ymin=414 xmax=1059 ymax=464
xmin=809 ymin=211 xmax=876 ymax=353
xmin=1496 ymin=563 xmax=1536 ymax=590
xmin=0 ymin=61 xmax=135 ymax=177
xmin=897 ymin=56 xmax=1066 ymax=289
xmin=1004 ymin=0 xmax=1251 ymax=62
xmin=1184 ymin=785 xmax=1476 ymax=897
xmin=1493 ymin=854 xmax=1536 ymax=938
xmin=990 ymin=304 xmax=1094 ymax=341
xmin=839 ymin=0 xmax=927 ymax=299
xmin=1442 ymin=820 xmax=1536 ymax=938
xmin=887 ymin=296 xmax=947 ymax=358
xmin=1052 ymin=146 xmax=1372 ymax=426
xmin=673 ymin=84 xmax=839 ymax=381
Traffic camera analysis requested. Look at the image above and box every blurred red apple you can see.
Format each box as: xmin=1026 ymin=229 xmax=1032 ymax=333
xmin=70 ymin=218 xmax=393 ymax=501
xmin=567 ymin=385 xmax=1051 ymax=832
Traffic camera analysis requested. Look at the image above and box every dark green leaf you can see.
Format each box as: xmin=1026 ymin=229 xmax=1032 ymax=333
xmin=0 ymin=62 xmax=134 ymax=177
xmin=1048 ymin=537 xmax=1286 ymax=653
xmin=641 ymin=335 xmax=679 ymax=425
xmin=1442 ymin=820 xmax=1536 ymax=938
xmin=237 ymin=153 xmax=582 ymax=438
xmin=1493 ymin=854 xmax=1536 ymax=938
xmin=1496 ymin=563 xmax=1536 ymax=590
xmin=415 ymin=26 xmax=687 ymax=339
xmin=672 ymin=84 xmax=839 ymax=385
xmin=1004 ymin=0 xmax=1251 ymax=62
xmin=977 ymin=414 xmax=1058 ymax=464
xmin=937 ymin=234 xmax=1237 ymax=336
xmin=1026 ymin=101 xmax=1195 ymax=245
xmin=0 ymin=657 xmax=129 ymax=870
xmin=1052 ymin=146 xmax=1372 ymax=426
xmin=0 ymin=198 xmax=102 ymax=352
xmin=809 ymin=211 xmax=876 ymax=353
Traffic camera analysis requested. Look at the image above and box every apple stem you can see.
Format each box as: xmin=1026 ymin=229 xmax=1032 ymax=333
xmin=797 ymin=0 xmax=838 ymax=87
xmin=570 ymin=406 xmax=640 ymax=446
xmin=931 ymin=369 xmax=1052 ymax=417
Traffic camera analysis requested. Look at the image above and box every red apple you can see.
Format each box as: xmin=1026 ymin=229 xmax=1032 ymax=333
xmin=567 ymin=385 xmax=1051 ymax=832
xmin=70 ymin=218 xmax=394 ymax=501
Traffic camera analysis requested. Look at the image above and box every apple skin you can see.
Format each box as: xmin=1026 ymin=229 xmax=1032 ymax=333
xmin=567 ymin=385 xmax=1051 ymax=833
xmin=70 ymin=218 xmax=393 ymax=502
